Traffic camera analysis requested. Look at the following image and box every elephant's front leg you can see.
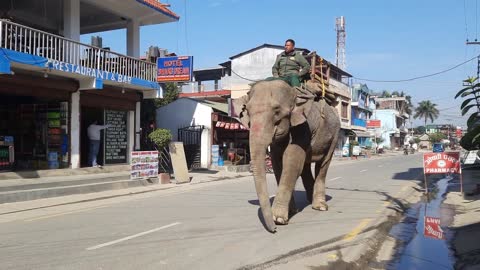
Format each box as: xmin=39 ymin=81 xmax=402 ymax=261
xmin=272 ymin=144 xmax=306 ymax=225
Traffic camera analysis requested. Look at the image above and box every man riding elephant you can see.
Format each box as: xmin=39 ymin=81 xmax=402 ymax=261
xmin=272 ymin=39 xmax=311 ymax=87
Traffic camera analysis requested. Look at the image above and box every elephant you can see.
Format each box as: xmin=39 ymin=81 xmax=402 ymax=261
xmin=234 ymin=79 xmax=340 ymax=233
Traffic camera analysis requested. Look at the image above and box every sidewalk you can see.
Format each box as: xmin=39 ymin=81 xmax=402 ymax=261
xmin=444 ymin=167 xmax=480 ymax=270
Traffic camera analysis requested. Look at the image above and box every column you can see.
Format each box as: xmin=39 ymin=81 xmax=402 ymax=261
xmin=127 ymin=19 xmax=140 ymax=58
xmin=63 ymin=0 xmax=80 ymax=41
xmin=70 ymin=92 xmax=80 ymax=168
xmin=128 ymin=110 xmax=135 ymax=162
xmin=135 ymin=101 xmax=141 ymax=150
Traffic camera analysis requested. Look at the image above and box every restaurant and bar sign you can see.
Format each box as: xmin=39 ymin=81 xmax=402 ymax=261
xmin=157 ymin=56 xmax=193 ymax=82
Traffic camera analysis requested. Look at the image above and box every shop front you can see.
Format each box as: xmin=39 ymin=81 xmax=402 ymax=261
xmin=211 ymin=112 xmax=249 ymax=166
xmin=0 ymin=74 xmax=76 ymax=171
xmin=79 ymin=87 xmax=139 ymax=167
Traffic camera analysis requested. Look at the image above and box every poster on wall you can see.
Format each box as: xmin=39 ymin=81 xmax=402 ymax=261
xmin=104 ymin=110 xmax=128 ymax=164
xmin=130 ymin=151 xmax=159 ymax=179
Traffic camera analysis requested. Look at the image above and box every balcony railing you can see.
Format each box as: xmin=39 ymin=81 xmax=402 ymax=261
xmin=0 ymin=20 xmax=156 ymax=82
xmin=352 ymin=118 xmax=367 ymax=127
xmin=181 ymin=82 xmax=223 ymax=93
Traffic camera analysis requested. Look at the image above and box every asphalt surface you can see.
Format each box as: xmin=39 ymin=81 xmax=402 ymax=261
xmin=0 ymin=153 xmax=424 ymax=270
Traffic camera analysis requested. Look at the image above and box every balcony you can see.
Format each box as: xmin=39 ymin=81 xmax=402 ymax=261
xmin=352 ymin=118 xmax=367 ymax=128
xmin=0 ymin=20 xmax=157 ymax=90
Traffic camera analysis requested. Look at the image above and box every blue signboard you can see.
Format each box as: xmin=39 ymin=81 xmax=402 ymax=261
xmin=157 ymin=56 xmax=193 ymax=82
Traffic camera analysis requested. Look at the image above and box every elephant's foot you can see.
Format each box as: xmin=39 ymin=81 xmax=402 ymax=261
xmin=312 ymin=200 xmax=328 ymax=211
xmin=272 ymin=203 xmax=289 ymax=225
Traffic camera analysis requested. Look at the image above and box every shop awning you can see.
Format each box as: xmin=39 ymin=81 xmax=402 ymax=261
xmin=353 ymin=130 xmax=372 ymax=137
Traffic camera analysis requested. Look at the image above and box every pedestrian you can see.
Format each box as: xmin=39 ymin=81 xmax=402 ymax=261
xmin=272 ymin=39 xmax=311 ymax=87
xmin=87 ymin=120 xmax=111 ymax=167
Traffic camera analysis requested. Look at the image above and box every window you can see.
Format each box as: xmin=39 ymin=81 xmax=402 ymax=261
xmin=341 ymin=102 xmax=348 ymax=119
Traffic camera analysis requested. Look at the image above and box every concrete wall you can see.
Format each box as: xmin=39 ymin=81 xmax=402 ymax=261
xmin=225 ymin=47 xmax=283 ymax=98
xmin=156 ymin=98 xmax=213 ymax=168
xmin=374 ymin=110 xmax=398 ymax=149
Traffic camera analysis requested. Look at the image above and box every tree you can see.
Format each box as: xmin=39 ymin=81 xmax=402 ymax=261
xmin=428 ymin=132 xmax=446 ymax=143
xmin=155 ymin=83 xmax=181 ymax=108
xmin=455 ymin=76 xmax=480 ymax=150
xmin=413 ymin=100 xmax=439 ymax=129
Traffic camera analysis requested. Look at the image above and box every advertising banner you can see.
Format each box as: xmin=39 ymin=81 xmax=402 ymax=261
xmin=423 ymin=152 xmax=461 ymax=174
xmin=424 ymin=216 xmax=444 ymax=239
xmin=130 ymin=151 xmax=159 ymax=179
xmin=157 ymin=56 xmax=193 ymax=82
xmin=366 ymin=120 xmax=381 ymax=128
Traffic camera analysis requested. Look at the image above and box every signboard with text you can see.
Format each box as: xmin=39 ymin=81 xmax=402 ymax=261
xmin=157 ymin=56 xmax=193 ymax=82
xmin=104 ymin=110 xmax=128 ymax=164
xmin=130 ymin=151 xmax=159 ymax=179
xmin=423 ymin=152 xmax=461 ymax=174
xmin=424 ymin=216 xmax=444 ymax=239
xmin=366 ymin=120 xmax=381 ymax=128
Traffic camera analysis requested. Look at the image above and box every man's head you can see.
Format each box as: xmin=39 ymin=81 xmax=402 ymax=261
xmin=284 ymin=39 xmax=295 ymax=54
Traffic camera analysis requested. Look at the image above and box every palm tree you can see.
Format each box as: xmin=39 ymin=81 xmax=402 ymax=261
xmin=413 ymin=100 xmax=440 ymax=129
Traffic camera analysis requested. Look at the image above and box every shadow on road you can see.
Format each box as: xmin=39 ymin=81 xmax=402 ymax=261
xmin=392 ymin=167 xmax=424 ymax=181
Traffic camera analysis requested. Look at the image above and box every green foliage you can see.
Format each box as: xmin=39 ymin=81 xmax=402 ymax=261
xmin=155 ymin=83 xmax=180 ymax=108
xmin=455 ymin=77 xmax=480 ymax=150
xmin=148 ymin=128 xmax=172 ymax=149
xmin=428 ymin=132 xmax=446 ymax=143
xmin=413 ymin=100 xmax=439 ymax=128
xmin=416 ymin=126 xmax=426 ymax=134
xmin=350 ymin=140 xmax=359 ymax=146
xmin=414 ymin=137 xmax=421 ymax=144
xmin=374 ymin=137 xmax=384 ymax=144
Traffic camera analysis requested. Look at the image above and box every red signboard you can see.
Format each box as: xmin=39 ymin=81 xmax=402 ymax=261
xmin=366 ymin=120 xmax=381 ymax=128
xmin=424 ymin=216 xmax=444 ymax=239
xmin=423 ymin=152 xmax=461 ymax=174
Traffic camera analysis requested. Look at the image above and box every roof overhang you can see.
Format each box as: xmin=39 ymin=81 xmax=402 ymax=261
xmin=81 ymin=0 xmax=179 ymax=34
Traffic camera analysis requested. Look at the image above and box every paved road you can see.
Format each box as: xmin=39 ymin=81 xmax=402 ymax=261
xmin=0 ymin=154 xmax=424 ymax=270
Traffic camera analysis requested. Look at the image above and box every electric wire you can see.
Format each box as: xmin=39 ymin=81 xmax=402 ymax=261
xmin=354 ymin=54 xmax=479 ymax=83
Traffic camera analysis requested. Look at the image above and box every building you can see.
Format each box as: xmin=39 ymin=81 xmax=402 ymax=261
xmin=0 ymin=0 xmax=179 ymax=170
xmin=155 ymin=98 xmax=247 ymax=169
xmin=350 ymin=83 xmax=374 ymax=147
xmin=373 ymin=96 xmax=410 ymax=149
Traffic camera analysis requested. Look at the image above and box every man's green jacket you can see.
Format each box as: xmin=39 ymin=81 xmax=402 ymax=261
xmin=272 ymin=50 xmax=311 ymax=78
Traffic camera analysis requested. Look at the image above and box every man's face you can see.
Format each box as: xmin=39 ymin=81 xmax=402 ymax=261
xmin=284 ymin=42 xmax=294 ymax=53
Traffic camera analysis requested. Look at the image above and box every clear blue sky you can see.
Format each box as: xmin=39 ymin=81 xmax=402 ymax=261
xmin=82 ymin=0 xmax=480 ymax=128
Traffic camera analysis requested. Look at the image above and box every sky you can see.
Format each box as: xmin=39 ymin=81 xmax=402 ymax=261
xmin=81 ymin=0 xmax=480 ymax=128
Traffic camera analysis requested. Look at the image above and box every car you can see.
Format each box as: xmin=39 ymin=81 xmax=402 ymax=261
xmin=432 ymin=143 xmax=445 ymax=153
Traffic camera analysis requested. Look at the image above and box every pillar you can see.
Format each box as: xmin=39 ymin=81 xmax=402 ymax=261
xmin=63 ymin=0 xmax=80 ymax=41
xmin=135 ymin=101 xmax=141 ymax=150
xmin=127 ymin=19 xmax=140 ymax=58
xmin=70 ymin=92 xmax=80 ymax=168
xmin=128 ymin=110 xmax=135 ymax=161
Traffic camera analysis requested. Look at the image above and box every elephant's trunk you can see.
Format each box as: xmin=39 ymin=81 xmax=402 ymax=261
xmin=249 ymin=127 xmax=276 ymax=233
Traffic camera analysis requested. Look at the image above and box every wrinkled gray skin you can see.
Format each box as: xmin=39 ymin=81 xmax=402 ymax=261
xmin=238 ymin=80 xmax=340 ymax=233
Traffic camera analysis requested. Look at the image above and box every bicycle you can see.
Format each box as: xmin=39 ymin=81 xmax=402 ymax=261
xmin=249 ymin=154 xmax=274 ymax=174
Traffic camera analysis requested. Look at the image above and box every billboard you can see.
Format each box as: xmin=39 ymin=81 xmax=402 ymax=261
xmin=366 ymin=120 xmax=381 ymax=128
xmin=157 ymin=56 xmax=193 ymax=82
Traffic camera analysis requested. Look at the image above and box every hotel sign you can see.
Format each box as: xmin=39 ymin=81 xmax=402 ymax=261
xmin=157 ymin=56 xmax=193 ymax=82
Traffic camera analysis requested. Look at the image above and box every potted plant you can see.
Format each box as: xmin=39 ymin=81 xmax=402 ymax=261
xmin=148 ymin=128 xmax=173 ymax=184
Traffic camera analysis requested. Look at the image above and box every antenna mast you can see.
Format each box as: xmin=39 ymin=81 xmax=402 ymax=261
xmin=335 ymin=16 xmax=346 ymax=70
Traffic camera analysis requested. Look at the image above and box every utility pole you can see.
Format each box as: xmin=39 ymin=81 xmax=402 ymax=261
xmin=335 ymin=16 xmax=346 ymax=71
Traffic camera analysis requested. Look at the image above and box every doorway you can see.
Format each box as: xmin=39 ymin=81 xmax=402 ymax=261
xmin=81 ymin=106 xmax=104 ymax=167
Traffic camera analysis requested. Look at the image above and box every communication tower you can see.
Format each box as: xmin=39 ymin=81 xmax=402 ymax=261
xmin=335 ymin=16 xmax=346 ymax=70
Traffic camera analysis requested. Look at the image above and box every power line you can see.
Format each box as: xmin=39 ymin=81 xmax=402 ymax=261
xmin=354 ymin=54 xmax=479 ymax=83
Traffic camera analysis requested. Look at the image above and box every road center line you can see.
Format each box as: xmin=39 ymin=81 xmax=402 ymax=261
xmin=24 ymin=206 xmax=108 ymax=222
xmin=360 ymin=169 xmax=368 ymax=173
xmin=343 ymin=219 xmax=372 ymax=241
xmin=86 ymin=222 xmax=181 ymax=251
xmin=327 ymin=177 xmax=342 ymax=182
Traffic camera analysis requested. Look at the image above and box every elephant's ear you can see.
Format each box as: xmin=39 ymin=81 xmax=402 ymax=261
xmin=232 ymin=95 xmax=250 ymax=128
xmin=290 ymin=106 xmax=307 ymax=127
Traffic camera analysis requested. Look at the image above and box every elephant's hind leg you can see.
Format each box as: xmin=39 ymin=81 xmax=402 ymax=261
xmin=301 ymin=163 xmax=315 ymax=203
